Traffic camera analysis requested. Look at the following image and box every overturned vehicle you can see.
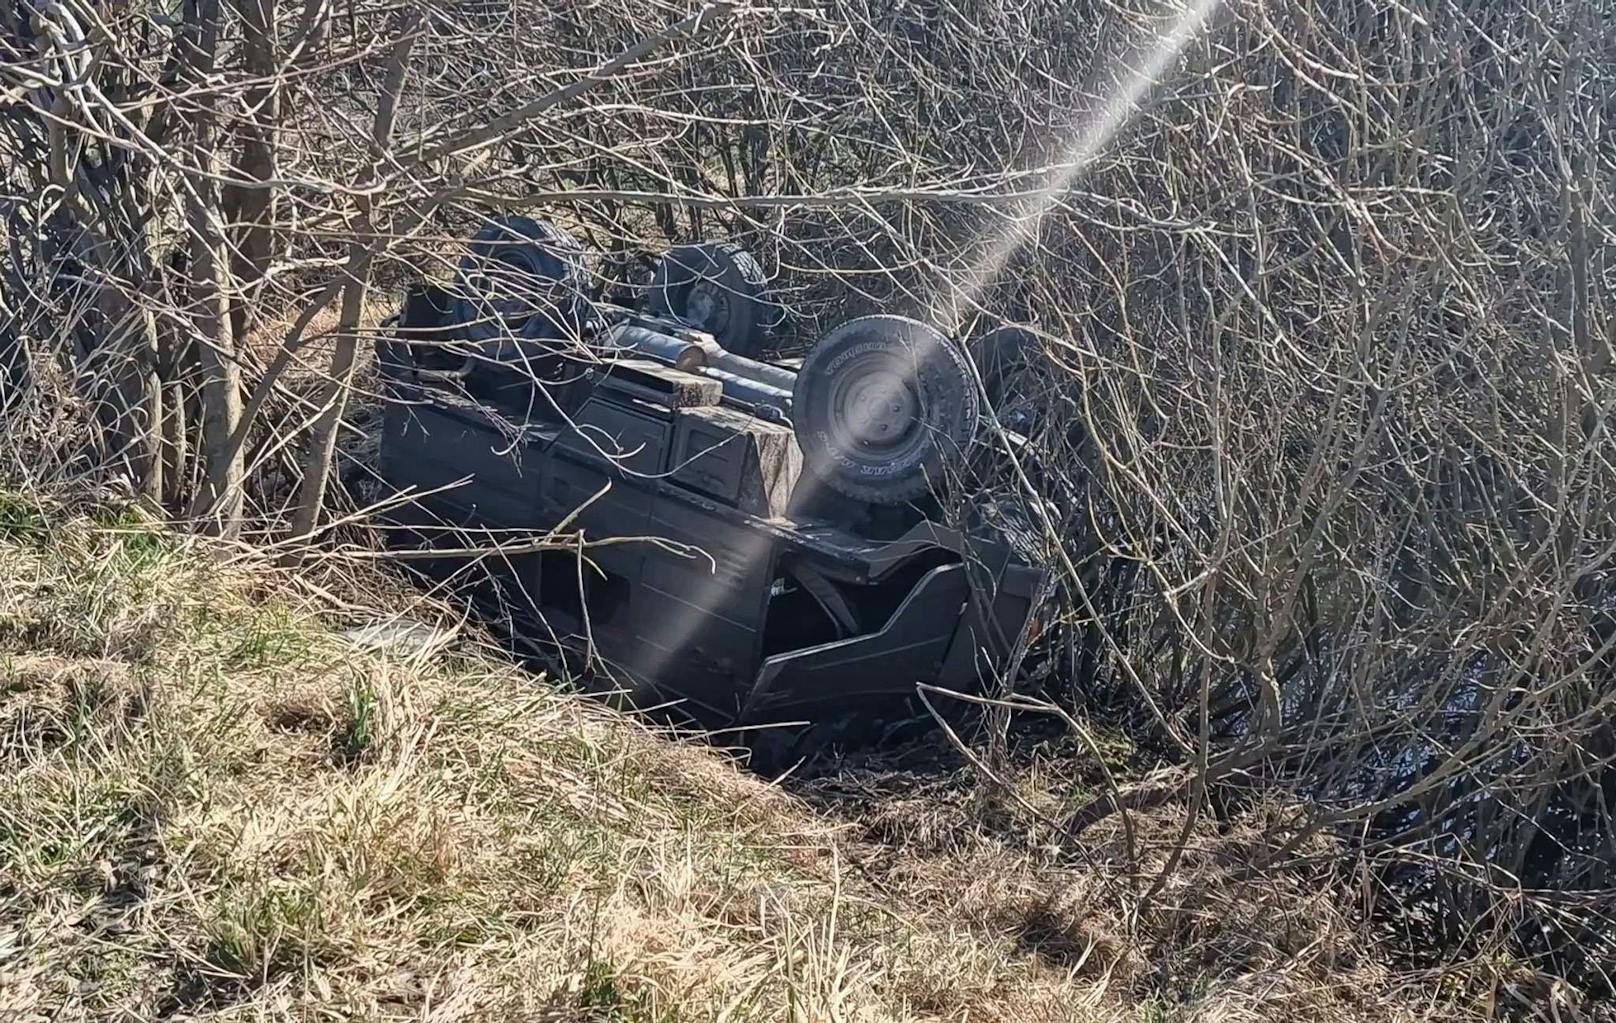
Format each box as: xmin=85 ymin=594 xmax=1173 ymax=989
xmin=374 ymin=217 xmax=1049 ymax=724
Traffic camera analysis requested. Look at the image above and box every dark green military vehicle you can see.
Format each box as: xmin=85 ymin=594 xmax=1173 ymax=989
xmin=376 ymin=218 xmax=1047 ymax=724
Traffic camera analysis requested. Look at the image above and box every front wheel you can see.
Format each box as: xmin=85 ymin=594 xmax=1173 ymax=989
xmin=968 ymin=324 xmax=1047 ymax=435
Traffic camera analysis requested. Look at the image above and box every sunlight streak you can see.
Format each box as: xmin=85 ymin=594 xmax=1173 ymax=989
xmin=947 ymin=0 xmax=1222 ymax=325
xmin=627 ymin=0 xmax=1222 ymax=723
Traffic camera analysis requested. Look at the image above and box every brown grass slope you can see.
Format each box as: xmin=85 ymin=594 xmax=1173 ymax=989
xmin=0 ymin=495 xmax=1521 ymax=1022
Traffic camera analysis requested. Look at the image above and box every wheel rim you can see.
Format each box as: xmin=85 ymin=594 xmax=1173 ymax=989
xmin=684 ymin=279 xmax=732 ymax=335
xmin=827 ymin=353 xmax=923 ymax=456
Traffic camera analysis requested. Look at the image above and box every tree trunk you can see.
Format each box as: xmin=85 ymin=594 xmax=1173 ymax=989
xmin=283 ymin=19 xmax=418 ymax=556
xmin=227 ymin=0 xmax=281 ymax=349
xmin=189 ymin=192 xmax=244 ymax=535
xmin=183 ymin=0 xmax=245 ymax=535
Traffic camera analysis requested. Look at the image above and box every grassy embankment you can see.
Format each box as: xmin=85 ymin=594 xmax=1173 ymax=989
xmin=0 ymin=493 xmax=1507 ymax=1021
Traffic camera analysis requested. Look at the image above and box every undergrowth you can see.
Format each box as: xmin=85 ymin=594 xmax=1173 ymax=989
xmin=0 ymin=495 xmax=1544 ymax=1021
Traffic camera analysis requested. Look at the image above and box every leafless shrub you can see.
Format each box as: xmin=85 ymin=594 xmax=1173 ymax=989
xmin=2 ymin=0 xmax=1611 ymax=1001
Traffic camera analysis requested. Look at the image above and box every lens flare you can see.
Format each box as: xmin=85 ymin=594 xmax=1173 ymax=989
xmin=948 ymin=0 xmax=1222 ymax=326
xmin=605 ymin=0 xmax=1221 ymax=730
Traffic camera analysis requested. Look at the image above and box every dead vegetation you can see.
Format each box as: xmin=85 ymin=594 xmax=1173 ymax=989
xmin=0 ymin=495 xmax=1528 ymax=1023
xmin=3 ymin=0 xmax=1615 ymax=1012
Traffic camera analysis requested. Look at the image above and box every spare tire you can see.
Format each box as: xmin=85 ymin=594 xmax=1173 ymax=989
xmin=648 ymin=241 xmax=777 ymax=357
xmin=454 ymin=216 xmax=588 ymax=347
xmin=793 ymin=315 xmax=979 ymax=506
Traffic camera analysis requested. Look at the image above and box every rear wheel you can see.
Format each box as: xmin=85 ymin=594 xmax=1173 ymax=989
xmin=648 ymin=241 xmax=777 ymax=356
xmin=453 ymin=216 xmax=588 ymax=348
xmin=793 ymin=315 xmax=979 ymax=506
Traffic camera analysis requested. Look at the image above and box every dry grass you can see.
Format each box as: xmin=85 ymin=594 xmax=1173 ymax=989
xmin=0 ymin=493 xmax=1535 ymax=1022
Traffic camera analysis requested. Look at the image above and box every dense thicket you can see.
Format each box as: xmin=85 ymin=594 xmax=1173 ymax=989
xmin=3 ymin=0 xmax=1611 ymax=992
